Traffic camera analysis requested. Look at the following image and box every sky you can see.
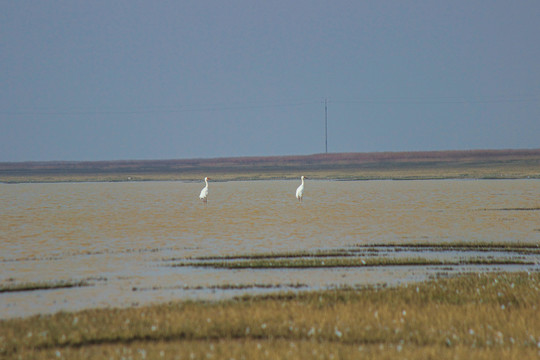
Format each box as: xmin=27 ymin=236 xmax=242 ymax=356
xmin=1 ymin=1 xmax=539 ymax=162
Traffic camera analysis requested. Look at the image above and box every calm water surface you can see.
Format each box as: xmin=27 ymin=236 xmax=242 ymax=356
xmin=1 ymin=180 xmax=539 ymax=318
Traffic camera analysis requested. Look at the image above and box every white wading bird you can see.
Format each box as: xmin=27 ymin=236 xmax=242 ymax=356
xmin=296 ymin=175 xmax=306 ymax=202
xmin=199 ymin=177 xmax=210 ymax=202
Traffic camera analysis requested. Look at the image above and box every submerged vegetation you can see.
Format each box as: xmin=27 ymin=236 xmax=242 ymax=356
xmin=1 ymin=272 xmax=539 ymax=359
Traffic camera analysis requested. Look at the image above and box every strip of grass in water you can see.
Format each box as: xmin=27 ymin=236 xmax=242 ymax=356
xmin=1 ymin=272 xmax=539 ymax=359
xmin=132 ymin=283 xmax=308 ymax=292
xmin=353 ymin=241 xmax=540 ymax=256
xmin=482 ymin=207 xmax=540 ymax=211
xmin=173 ymin=257 xmax=534 ymax=269
xmin=0 ymin=280 xmax=89 ymax=293
xmin=357 ymin=241 xmax=540 ymax=250
xmin=175 ymin=249 xmax=358 ymax=262
xmin=175 ymin=242 xmax=540 ymax=263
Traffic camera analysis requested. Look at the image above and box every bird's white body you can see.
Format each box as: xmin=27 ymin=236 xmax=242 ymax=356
xmin=296 ymin=176 xmax=305 ymax=202
xmin=199 ymin=177 xmax=209 ymax=202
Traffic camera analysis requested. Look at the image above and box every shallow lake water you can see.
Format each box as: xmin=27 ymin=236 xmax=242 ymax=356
xmin=1 ymin=179 xmax=539 ymax=318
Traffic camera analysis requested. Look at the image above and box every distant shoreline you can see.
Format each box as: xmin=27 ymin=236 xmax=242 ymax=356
xmin=1 ymin=148 xmax=539 ymax=183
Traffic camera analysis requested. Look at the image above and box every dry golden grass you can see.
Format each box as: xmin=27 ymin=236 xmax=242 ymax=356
xmin=1 ymin=272 xmax=539 ymax=359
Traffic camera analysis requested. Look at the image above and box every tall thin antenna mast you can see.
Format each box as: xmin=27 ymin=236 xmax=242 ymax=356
xmin=325 ymin=98 xmax=328 ymax=153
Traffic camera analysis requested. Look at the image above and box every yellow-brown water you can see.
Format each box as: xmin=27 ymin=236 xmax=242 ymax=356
xmin=1 ymin=180 xmax=539 ymax=318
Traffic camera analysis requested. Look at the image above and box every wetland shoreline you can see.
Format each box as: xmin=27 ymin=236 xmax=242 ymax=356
xmin=1 ymin=148 xmax=539 ymax=183
xmin=2 ymin=168 xmax=539 ymax=358
xmin=2 ymin=272 xmax=539 ymax=359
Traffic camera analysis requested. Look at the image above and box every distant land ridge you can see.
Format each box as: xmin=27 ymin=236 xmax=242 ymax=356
xmin=1 ymin=149 xmax=539 ymax=182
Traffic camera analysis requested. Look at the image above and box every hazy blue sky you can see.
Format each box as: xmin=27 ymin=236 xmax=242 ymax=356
xmin=1 ymin=1 xmax=539 ymax=162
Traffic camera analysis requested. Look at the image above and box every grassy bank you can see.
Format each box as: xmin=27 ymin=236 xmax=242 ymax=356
xmin=1 ymin=272 xmax=539 ymax=359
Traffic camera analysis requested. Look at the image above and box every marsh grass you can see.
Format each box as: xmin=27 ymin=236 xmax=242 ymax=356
xmin=0 ymin=280 xmax=89 ymax=293
xmin=483 ymin=207 xmax=540 ymax=211
xmin=169 ymin=241 xmax=538 ymax=269
xmin=362 ymin=241 xmax=540 ymax=250
xmin=172 ymin=249 xmax=358 ymax=262
xmin=132 ymin=283 xmax=308 ymax=292
xmin=357 ymin=241 xmax=540 ymax=255
xmin=173 ymin=242 xmax=540 ymax=264
xmin=173 ymin=256 xmax=534 ymax=269
xmin=1 ymin=272 xmax=539 ymax=359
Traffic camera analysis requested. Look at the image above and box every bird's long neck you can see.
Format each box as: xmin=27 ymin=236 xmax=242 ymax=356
xmin=301 ymin=178 xmax=304 ymax=185
xmin=205 ymin=179 xmax=208 ymax=187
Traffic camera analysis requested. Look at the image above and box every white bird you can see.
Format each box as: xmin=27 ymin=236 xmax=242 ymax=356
xmin=199 ymin=177 xmax=210 ymax=202
xmin=295 ymin=175 xmax=305 ymax=202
